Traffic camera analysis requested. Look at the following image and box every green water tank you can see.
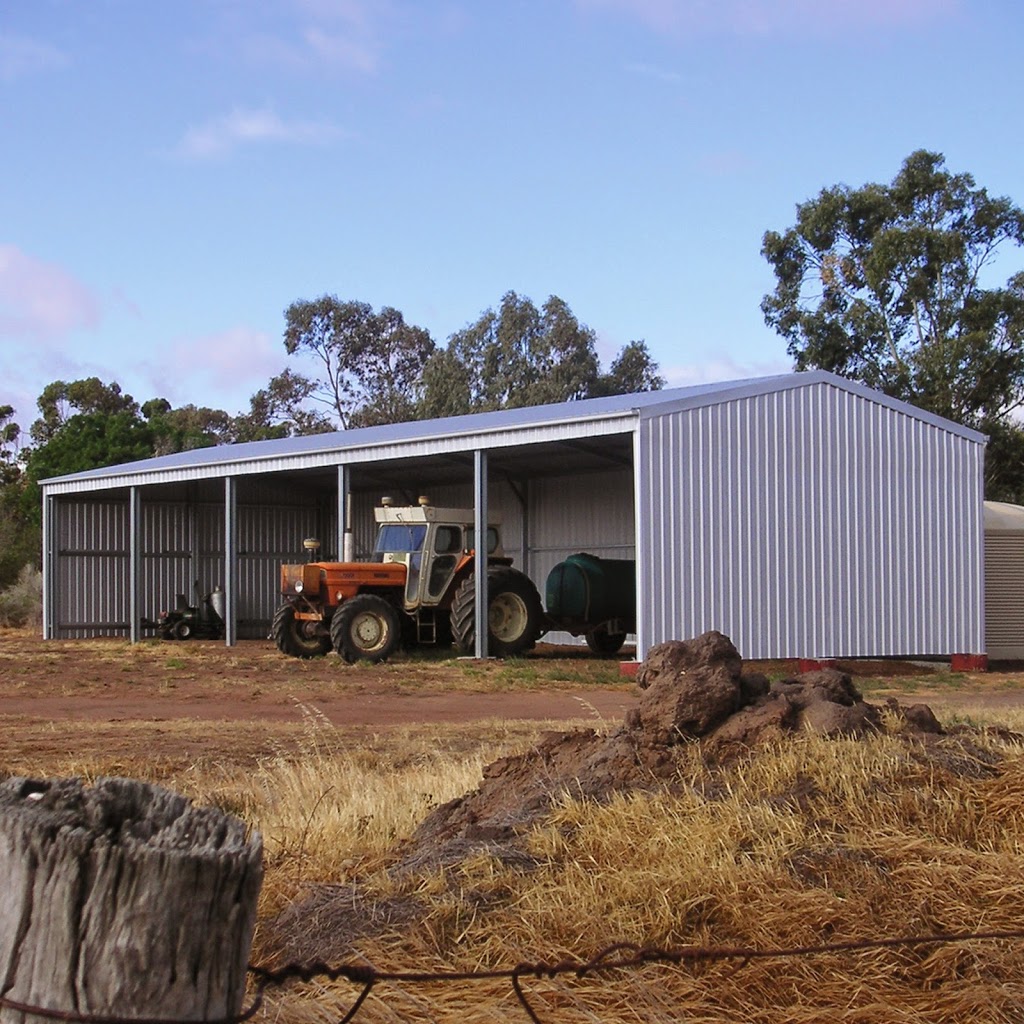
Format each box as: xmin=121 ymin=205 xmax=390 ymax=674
xmin=545 ymin=553 xmax=636 ymax=628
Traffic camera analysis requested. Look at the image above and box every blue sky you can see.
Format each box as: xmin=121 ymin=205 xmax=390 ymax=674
xmin=1 ymin=0 xmax=1021 ymax=430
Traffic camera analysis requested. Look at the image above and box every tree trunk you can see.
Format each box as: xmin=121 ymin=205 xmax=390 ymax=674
xmin=0 ymin=776 xmax=263 ymax=1023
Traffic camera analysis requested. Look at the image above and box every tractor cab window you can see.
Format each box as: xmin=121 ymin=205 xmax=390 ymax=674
xmin=434 ymin=526 xmax=463 ymax=554
xmin=464 ymin=527 xmax=499 ymax=554
xmin=373 ymin=524 xmax=427 ymax=560
xmin=374 ymin=524 xmax=428 ymax=603
xmin=426 ymin=526 xmax=464 ymax=600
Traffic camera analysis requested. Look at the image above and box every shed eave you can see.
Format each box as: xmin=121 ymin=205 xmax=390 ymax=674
xmin=40 ymin=409 xmax=641 ymax=495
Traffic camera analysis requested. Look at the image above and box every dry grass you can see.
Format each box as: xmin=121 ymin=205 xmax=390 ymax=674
xmin=215 ymin=709 xmax=581 ymax=923
xmin=236 ymin=707 xmax=1024 ymax=1023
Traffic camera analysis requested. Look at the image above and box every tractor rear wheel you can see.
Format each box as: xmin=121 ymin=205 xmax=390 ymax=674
xmin=585 ymin=625 xmax=628 ymax=656
xmin=272 ymin=602 xmax=331 ymax=659
xmin=450 ymin=567 xmax=543 ymax=658
xmin=331 ymin=594 xmax=401 ymax=664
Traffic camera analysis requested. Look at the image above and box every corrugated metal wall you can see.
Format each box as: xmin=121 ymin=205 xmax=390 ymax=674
xmin=985 ymin=533 xmax=1024 ymax=659
xmin=527 ymin=469 xmax=636 ymax=645
xmin=54 ymin=492 xmax=325 ymax=639
xmin=56 ymin=499 xmax=130 ymax=633
xmin=637 ymin=381 xmax=985 ymax=659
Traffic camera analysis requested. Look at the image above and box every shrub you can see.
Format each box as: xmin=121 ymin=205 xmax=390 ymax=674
xmin=0 ymin=564 xmax=42 ymax=628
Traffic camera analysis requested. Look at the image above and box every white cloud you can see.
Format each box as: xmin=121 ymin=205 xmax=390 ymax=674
xmin=576 ymin=0 xmax=957 ymax=36
xmin=0 ymin=245 xmax=101 ymax=340
xmin=0 ymin=32 xmax=67 ymax=80
xmin=229 ymin=0 xmax=389 ymax=74
xmin=176 ymin=108 xmax=344 ymax=159
xmin=661 ymin=353 xmax=792 ymax=387
xmin=302 ymin=26 xmax=378 ymax=73
xmin=149 ymin=326 xmax=282 ymax=406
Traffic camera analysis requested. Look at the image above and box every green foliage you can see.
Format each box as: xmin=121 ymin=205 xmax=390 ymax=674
xmin=419 ymin=291 xmax=663 ymax=416
xmin=433 ymin=292 xmax=599 ymax=412
xmin=21 ymin=407 xmax=155 ymax=526
xmin=19 ymin=378 xmax=247 ymax=528
xmin=282 ymin=297 xmax=436 ymax=427
xmin=30 ymin=378 xmax=139 ymax=445
xmin=142 ymin=399 xmax=234 ymax=455
xmin=233 ymin=369 xmax=334 ymax=441
xmin=0 ymin=405 xmax=36 ymax=588
xmin=0 ymin=404 xmax=20 ymax=486
xmin=762 ymin=151 xmax=1024 ymax=497
xmin=591 ymin=340 xmax=666 ymax=397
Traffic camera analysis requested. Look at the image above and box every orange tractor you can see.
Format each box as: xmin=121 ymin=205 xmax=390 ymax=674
xmin=272 ymin=498 xmax=545 ymax=662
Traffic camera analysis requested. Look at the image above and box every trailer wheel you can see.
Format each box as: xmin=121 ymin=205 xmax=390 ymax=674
xmin=585 ymin=625 xmax=628 ymax=656
xmin=272 ymin=602 xmax=331 ymax=659
xmin=451 ymin=567 xmax=544 ymax=658
xmin=331 ymin=594 xmax=401 ymax=664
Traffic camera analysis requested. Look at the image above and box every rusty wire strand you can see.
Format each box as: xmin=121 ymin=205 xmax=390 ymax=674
xmin=2 ymin=929 xmax=1022 ymax=1024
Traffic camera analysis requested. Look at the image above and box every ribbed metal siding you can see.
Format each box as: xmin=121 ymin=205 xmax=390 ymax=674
xmin=56 ymin=498 xmax=327 ymax=640
xmin=236 ymin=504 xmax=322 ymax=637
xmin=140 ymin=501 xmax=193 ymax=629
xmin=527 ymin=469 xmax=634 ymax=580
xmin=529 ymin=469 xmax=635 ymax=645
xmin=637 ymin=382 xmax=985 ymax=659
xmin=985 ymin=533 xmax=1024 ymax=659
xmin=56 ymin=500 xmax=130 ymax=636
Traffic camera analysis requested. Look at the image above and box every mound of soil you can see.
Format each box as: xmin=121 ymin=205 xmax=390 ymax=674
xmin=401 ymin=632 xmax=947 ymax=873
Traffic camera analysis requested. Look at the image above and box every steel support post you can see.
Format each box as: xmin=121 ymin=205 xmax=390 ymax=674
xmin=41 ymin=494 xmax=55 ymax=639
xmin=337 ymin=464 xmax=352 ymax=561
xmin=224 ymin=476 xmax=238 ymax=646
xmin=129 ymin=486 xmax=141 ymax=643
xmin=473 ymin=449 xmax=488 ymax=659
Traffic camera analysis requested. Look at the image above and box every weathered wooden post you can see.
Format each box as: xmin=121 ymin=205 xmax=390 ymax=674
xmin=0 ymin=776 xmax=263 ymax=1023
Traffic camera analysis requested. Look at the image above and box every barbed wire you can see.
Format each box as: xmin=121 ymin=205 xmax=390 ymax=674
xmin=1 ymin=928 xmax=1022 ymax=1024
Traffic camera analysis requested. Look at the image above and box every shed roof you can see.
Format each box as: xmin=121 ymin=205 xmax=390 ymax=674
xmin=41 ymin=370 xmax=986 ymax=495
xmin=984 ymin=501 xmax=1024 ymax=532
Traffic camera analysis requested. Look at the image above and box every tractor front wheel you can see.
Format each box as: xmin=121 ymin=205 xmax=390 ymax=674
xmin=272 ymin=603 xmax=331 ymax=659
xmin=331 ymin=594 xmax=401 ymax=664
xmin=450 ymin=567 xmax=544 ymax=658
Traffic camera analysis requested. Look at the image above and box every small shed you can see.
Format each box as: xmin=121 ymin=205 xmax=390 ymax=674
xmin=39 ymin=371 xmax=987 ymax=662
xmin=984 ymin=501 xmax=1024 ymax=660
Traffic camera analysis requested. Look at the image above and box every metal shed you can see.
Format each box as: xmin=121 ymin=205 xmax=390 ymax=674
xmin=40 ymin=370 xmax=987 ymax=661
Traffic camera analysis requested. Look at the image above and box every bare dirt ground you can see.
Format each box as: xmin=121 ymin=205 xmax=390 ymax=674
xmin=2 ymin=629 xmax=1023 ymax=776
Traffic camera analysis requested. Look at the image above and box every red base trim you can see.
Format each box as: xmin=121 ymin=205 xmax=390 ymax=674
xmin=620 ymin=661 xmax=639 ymax=678
xmin=797 ymin=658 xmax=839 ymax=673
xmin=951 ymin=653 xmax=988 ymax=672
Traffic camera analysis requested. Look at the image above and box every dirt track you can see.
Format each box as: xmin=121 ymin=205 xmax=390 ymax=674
xmin=0 ymin=634 xmax=636 ymax=724
xmin=3 ymin=632 xmax=1024 ymax=776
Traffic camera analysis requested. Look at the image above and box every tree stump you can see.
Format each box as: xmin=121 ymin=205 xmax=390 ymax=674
xmin=0 ymin=776 xmax=263 ymax=1023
